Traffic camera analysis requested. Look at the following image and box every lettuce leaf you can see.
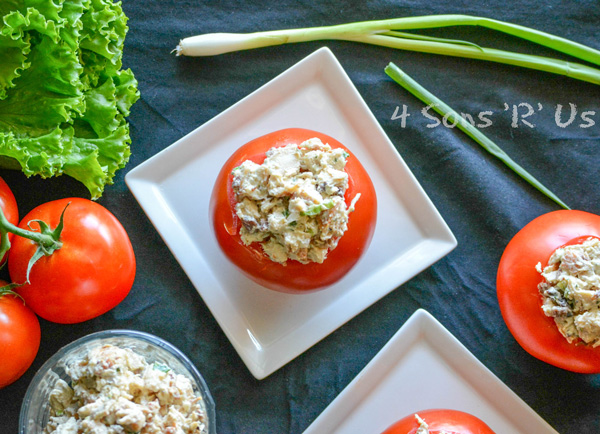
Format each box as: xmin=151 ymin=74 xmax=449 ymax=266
xmin=0 ymin=0 xmax=139 ymax=199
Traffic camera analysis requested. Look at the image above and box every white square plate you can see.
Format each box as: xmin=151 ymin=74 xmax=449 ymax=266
xmin=303 ymin=309 xmax=558 ymax=434
xmin=125 ymin=47 xmax=457 ymax=379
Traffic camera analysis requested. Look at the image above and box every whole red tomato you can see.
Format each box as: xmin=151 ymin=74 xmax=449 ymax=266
xmin=0 ymin=176 xmax=19 ymax=263
xmin=210 ymin=128 xmax=377 ymax=293
xmin=382 ymin=409 xmax=495 ymax=434
xmin=497 ymin=210 xmax=600 ymax=373
xmin=0 ymin=285 xmax=41 ymax=388
xmin=8 ymin=198 xmax=136 ymax=324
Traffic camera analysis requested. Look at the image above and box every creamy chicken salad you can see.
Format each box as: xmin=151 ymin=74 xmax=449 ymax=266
xmin=538 ymin=237 xmax=600 ymax=346
xmin=231 ymin=137 xmax=360 ymax=264
xmin=44 ymin=344 xmax=208 ymax=434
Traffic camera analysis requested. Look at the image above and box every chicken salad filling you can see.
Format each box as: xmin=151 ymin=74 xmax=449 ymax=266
xmin=44 ymin=344 xmax=208 ymax=434
xmin=231 ymin=137 xmax=360 ymax=264
xmin=538 ymin=237 xmax=600 ymax=346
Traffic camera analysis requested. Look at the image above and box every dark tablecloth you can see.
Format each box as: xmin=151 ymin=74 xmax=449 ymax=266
xmin=2 ymin=1 xmax=600 ymax=433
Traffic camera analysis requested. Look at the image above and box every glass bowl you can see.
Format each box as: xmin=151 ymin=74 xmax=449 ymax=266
xmin=19 ymin=329 xmax=216 ymax=434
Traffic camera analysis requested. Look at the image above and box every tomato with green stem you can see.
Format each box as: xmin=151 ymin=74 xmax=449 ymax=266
xmin=382 ymin=409 xmax=495 ymax=434
xmin=0 ymin=282 xmax=41 ymax=389
xmin=210 ymin=128 xmax=377 ymax=293
xmin=7 ymin=198 xmax=136 ymax=324
xmin=497 ymin=210 xmax=600 ymax=373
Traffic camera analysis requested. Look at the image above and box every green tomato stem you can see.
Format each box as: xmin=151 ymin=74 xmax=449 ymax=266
xmin=0 ymin=204 xmax=67 ymax=283
xmin=0 ymin=283 xmax=24 ymax=300
xmin=0 ymin=206 xmax=61 ymax=250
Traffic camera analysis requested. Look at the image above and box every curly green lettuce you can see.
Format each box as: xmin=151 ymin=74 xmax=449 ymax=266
xmin=0 ymin=0 xmax=139 ymax=199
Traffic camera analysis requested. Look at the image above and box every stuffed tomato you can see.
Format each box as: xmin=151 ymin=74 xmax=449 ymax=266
xmin=210 ymin=128 xmax=377 ymax=293
xmin=381 ymin=408 xmax=495 ymax=434
xmin=497 ymin=210 xmax=600 ymax=373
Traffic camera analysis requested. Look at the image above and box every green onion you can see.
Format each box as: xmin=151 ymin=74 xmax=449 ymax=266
xmin=302 ymin=200 xmax=335 ymax=216
xmin=384 ymin=62 xmax=570 ymax=210
xmin=303 ymin=205 xmax=322 ymax=216
xmin=152 ymin=362 xmax=172 ymax=373
xmin=175 ymin=14 xmax=600 ymax=84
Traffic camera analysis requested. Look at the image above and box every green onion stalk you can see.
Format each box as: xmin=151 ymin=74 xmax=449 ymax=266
xmin=176 ymin=14 xmax=600 ymax=84
xmin=384 ymin=62 xmax=570 ymax=210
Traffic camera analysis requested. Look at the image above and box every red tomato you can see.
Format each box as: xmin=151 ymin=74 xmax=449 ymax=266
xmin=210 ymin=128 xmax=377 ymax=293
xmin=8 ymin=198 xmax=136 ymax=324
xmin=0 ymin=285 xmax=41 ymax=388
xmin=382 ymin=409 xmax=495 ymax=434
xmin=0 ymin=176 xmax=19 ymax=263
xmin=497 ymin=210 xmax=600 ymax=373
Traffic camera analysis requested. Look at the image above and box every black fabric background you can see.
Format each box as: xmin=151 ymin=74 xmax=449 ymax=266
xmin=2 ymin=1 xmax=600 ymax=433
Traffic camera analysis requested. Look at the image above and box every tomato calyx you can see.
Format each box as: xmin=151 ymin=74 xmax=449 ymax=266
xmin=0 ymin=202 xmax=69 ymax=283
xmin=0 ymin=282 xmax=23 ymax=300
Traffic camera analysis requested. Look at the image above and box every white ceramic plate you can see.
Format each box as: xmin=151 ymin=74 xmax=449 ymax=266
xmin=125 ymin=47 xmax=457 ymax=379
xmin=303 ymin=309 xmax=558 ymax=434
